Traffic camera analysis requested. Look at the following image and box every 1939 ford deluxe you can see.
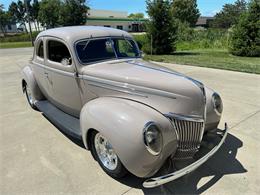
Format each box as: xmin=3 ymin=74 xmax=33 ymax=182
xmin=21 ymin=26 xmax=228 ymax=188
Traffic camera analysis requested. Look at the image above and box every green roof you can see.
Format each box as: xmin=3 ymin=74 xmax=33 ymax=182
xmin=87 ymin=17 xmax=148 ymax=22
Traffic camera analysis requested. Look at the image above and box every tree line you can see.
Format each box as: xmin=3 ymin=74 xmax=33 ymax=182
xmin=0 ymin=0 xmax=88 ymax=35
xmin=146 ymin=0 xmax=259 ymax=57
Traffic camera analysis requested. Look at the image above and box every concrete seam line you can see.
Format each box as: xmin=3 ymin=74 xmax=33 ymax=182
xmin=121 ymin=188 xmax=133 ymax=195
xmin=230 ymin=109 xmax=260 ymax=130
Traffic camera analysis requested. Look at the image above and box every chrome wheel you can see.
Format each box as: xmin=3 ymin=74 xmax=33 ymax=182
xmin=25 ymin=85 xmax=34 ymax=105
xmin=94 ymin=133 xmax=118 ymax=171
xmin=24 ymin=84 xmax=38 ymax=111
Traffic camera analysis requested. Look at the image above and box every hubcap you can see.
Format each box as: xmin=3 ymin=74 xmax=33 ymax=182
xmin=94 ymin=133 xmax=118 ymax=171
xmin=26 ymin=85 xmax=34 ymax=105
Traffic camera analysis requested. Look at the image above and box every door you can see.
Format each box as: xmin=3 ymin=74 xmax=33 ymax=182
xmin=31 ymin=38 xmax=51 ymax=99
xmin=44 ymin=37 xmax=82 ymax=118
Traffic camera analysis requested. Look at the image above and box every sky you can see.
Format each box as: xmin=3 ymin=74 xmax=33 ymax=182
xmin=1 ymin=0 xmax=238 ymax=17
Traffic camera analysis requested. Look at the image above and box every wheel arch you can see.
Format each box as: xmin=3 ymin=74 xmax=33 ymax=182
xmin=21 ymin=65 xmax=45 ymax=101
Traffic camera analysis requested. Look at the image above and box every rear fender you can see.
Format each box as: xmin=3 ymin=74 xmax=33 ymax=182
xmin=21 ymin=65 xmax=44 ymax=101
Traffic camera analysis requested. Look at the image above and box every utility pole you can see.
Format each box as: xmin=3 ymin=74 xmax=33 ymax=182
xmin=24 ymin=0 xmax=34 ymax=46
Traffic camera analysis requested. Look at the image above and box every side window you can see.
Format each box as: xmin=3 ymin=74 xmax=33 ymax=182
xmin=48 ymin=40 xmax=72 ymax=65
xmin=36 ymin=40 xmax=44 ymax=58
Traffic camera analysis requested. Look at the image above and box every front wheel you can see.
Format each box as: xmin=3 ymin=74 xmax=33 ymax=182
xmin=90 ymin=130 xmax=127 ymax=178
xmin=24 ymin=83 xmax=38 ymax=111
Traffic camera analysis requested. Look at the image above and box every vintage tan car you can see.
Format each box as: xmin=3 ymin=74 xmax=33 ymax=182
xmin=21 ymin=26 xmax=228 ymax=188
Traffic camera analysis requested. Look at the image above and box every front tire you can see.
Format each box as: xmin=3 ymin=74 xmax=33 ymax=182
xmin=90 ymin=130 xmax=127 ymax=178
xmin=24 ymin=83 xmax=38 ymax=111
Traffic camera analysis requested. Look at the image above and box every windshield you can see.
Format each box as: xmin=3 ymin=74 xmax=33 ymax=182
xmin=75 ymin=37 xmax=140 ymax=64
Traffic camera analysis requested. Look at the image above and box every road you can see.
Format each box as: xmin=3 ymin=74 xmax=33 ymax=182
xmin=0 ymin=48 xmax=259 ymax=194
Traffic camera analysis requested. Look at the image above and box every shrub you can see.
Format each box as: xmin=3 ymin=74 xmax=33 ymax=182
xmin=132 ymin=34 xmax=152 ymax=54
xmin=229 ymin=0 xmax=260 ymax=57
xmin=0 ymin=31 xmax=40 ymax=43
xmin=176 ymin=28 xmax=229 ymax=50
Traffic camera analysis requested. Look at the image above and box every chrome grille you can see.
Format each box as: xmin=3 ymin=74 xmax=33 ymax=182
xmin=169 ymin=117 xmax=204 ymax=159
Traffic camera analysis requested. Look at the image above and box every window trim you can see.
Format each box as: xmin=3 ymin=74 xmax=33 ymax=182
xmin=74 ymin=36 xmax=141 ymax=66
xmin=46 ymin=38 xmax=73 ymax=66
xmin=36 ymin=39 xmax=44 ymax=59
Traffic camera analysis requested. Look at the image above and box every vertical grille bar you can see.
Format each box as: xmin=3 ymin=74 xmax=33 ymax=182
xmin=169 ymin=117 xmax=204 ymax=159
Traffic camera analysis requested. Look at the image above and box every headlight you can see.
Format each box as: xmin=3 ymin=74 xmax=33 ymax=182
xmin=143 ymin=122 xmax=163 ymax=155
xmin=212 ymin=93 xmax=223 ymax=115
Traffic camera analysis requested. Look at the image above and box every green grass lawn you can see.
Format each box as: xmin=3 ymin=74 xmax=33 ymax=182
xmin=144 ymin=49 xmax=260 ymax=74
xmin=0 ymin=42 xmax=32 ymax=49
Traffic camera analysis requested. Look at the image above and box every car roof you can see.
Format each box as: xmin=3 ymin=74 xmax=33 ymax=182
xmin=36 ymin=26 xmax=133 ymax=45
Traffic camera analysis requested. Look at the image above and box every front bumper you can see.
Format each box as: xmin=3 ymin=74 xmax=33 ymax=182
xmin=143 ymin=123 xmax=229 ymax=188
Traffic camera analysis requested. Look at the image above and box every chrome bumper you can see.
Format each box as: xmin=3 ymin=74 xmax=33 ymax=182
xmin=143 ymin=123 xmax=229 ymax=188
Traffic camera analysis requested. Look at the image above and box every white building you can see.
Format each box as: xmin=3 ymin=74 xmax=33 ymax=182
xmin=86 ymin=9 xmax=147 ymax=32
xmin=0 ymin=23 xmax=17 ymax=35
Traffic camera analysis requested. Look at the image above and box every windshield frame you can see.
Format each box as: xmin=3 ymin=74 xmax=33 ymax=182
xmin=74 ymin=36 xmax=141 ymax=66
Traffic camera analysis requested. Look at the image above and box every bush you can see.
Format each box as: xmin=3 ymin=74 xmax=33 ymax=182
xmin=132 ymin=34 xmax=152 ymax=54
xmin=176 ymin=27 xmax=229 ymax=50
xmin=133 ymin=28 xmax=229 ymax=53
xmin=229 ymin=0 xmax=260 ymax=57
xmin=0 ymin=31 xmax=40 ymax=43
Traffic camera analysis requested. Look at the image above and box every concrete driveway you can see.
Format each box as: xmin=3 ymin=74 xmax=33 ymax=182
xmin=0 ymin=48 xmax=259 ymax=194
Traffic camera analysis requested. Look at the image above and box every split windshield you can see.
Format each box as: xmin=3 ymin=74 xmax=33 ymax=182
xmin=75 ymin=38 xmax=140 ymax=64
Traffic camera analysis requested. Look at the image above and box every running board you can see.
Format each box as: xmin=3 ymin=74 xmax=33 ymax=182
xmin=35 ymin=100 xmax=81 ymax=139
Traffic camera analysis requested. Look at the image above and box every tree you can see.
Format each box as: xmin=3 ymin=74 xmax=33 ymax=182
xmin=128 ymin=13 xmax=145 ymax=19
xmin=9 ymin=1 xmax=28 ymax=33
xmin=0 ymin=5 xmax=12 ymax=36
xmin=59 ymin=0 xmax=88 ymax=26
xmin=146 ymin=0 xmax=178 ymax=54
xmin=172 ymin=0 xmax=200 ymax=27
xmin=229 ymin=0 xmax=260 ymax=57
xmin=31 ymin=0 xmax=40 ymax=31
xmin=212 ymin=0 xmax=247 ymax=28
xmin=38 ymin=0 xmax=62 ymax=28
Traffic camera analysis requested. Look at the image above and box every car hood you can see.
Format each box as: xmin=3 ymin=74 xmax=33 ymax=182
xmin=81 ymin=59 xmax=206 ymax=117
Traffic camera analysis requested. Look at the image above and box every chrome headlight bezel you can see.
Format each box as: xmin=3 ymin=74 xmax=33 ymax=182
xmin=212 ymin=92 xmax=223 ymax=116
xmin=143 ymin=122 xmax=163 ymax=156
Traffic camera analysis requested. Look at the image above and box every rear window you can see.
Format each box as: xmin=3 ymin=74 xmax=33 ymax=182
xmin=37 ymin=40 xmax=44 ymax=58
xmin=76 ymin=39 xmax=116 ymax=64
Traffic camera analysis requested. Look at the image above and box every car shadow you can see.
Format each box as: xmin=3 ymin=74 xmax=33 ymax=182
xmin=116 ymin=133 xmax=247 ymax=194
xmin=41 ymin=113 xmax=85 ymax=149
xmin=40 ymin=115 xmax=246 ymax=194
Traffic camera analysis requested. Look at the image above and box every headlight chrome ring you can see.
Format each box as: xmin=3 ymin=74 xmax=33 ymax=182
xmin=212 ymin=92 xmax=223 ymax=116
xmin=143 ymin=122 xmax=163 ymax=156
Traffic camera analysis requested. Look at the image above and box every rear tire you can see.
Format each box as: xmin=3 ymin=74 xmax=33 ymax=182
xmin=24 ymin=83 xmax=38 ymax=111
xmin=89 ymin=130 xmax=127 ymax=178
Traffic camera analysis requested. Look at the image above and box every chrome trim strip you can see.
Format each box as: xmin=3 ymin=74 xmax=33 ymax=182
xmin=88 ymin=83 xmax=148 ymax=98
xmin=80 ymin=75 xmax=180 ymax=99
xmin=164 ymin=113 xmax=204 ymax=123
xmin=143 ymin=123 xmax=229 ymax=188
xmin=127 ymin=61 xmax=185 ymax=78
xmin=33 ymin=62 xmax=75 ymax=77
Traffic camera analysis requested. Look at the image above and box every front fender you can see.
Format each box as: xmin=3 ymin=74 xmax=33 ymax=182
xmin=21 ymin=65 xmax=44 ymax=101
xmin=80 ymin=97 xmax=178 ymax=177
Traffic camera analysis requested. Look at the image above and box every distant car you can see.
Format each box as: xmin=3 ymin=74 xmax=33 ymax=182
xmin=21 ymin=26 xmax=228 ymax=188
